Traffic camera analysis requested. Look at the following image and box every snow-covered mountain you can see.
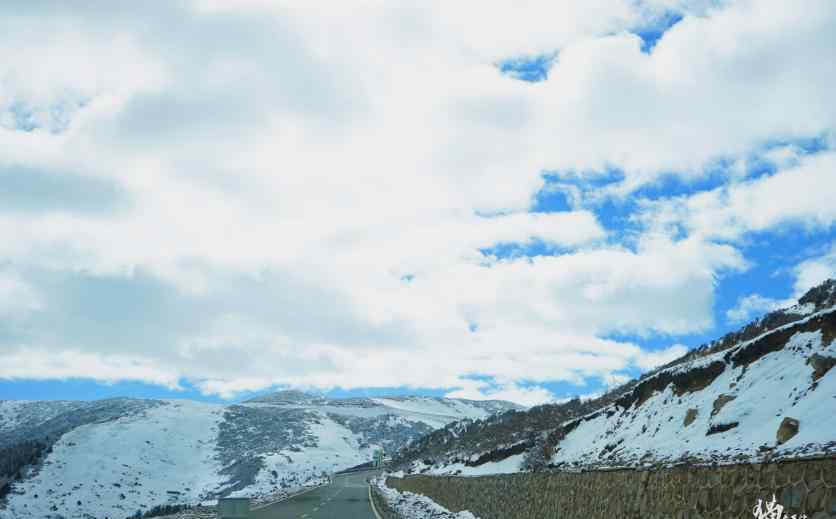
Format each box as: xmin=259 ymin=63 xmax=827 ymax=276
xmin=396 ymin=279 xmax=836 ymax=476
xmin=0 ymin=392 xmax=519 ymax=519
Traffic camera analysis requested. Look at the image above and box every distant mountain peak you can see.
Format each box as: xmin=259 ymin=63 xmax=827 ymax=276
xmin=1 ymin=390 xmax=516 ymax=518
xmin=244 ymin=389 xmax=322 ymax=404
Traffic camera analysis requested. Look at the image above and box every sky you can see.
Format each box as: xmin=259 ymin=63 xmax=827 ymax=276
xmin=1 ymin=0 xmax=835 ymax=407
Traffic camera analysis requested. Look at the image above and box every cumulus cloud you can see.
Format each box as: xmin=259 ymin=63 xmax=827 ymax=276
xmin=633 ymin=344 xmax=690 ymax=370
xmin=0 ymin=347 xmax=182 ymax=389
xmin=726 ymin=294 xmax=785 ymax=324
xmin=793 ymin=245 xmax=836 ymax=295
xmin=445 ymin=379 xmax=558 ymax=409
xmin=0 ymin=0 xmax=834 ymax=404
xmin=602 ymin=372 xmax=633 ymax=389
xmin=640 ymin=151 xmax=836 ymax=242
xmin=725 ymin=244 xmax=836 ymax=325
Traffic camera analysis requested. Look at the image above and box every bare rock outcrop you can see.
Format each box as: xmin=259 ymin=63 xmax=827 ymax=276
xmin=711 ymin=394 xmax=736 ymax=416
xmin=776 ymin=417 xmax=800 ymax=445
xmin=683 ymin=408 xmax=698 ymax=427
xmin=807 ymin=353 xmax=836 ymax=381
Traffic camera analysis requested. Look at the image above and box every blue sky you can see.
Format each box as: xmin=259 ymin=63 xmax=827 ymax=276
xmin=1 ymin=1 xmax=835 ymax=407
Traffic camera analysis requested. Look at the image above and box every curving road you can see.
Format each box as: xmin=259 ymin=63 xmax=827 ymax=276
xmin=250 ymin=471 xmax=381 ymax=519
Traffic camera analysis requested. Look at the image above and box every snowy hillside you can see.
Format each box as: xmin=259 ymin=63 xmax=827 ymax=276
xmin=548 ymin=308 xmax=836 ymax=469
xmin=0 ymin=393 xmax=518 ymax=519
xmin=400 ymin=279 xmax=836 ymax=476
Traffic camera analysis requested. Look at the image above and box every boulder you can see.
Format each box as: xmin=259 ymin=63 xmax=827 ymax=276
xmin=807 ymin=353 xmax=836 ymax=381
xmin=776 ymin=417 xmax=799 ymax=445
xmin=683 ymin=408 xmax=699 ymax=427
xmin=711 ymin=394 xmax=736 ymax=417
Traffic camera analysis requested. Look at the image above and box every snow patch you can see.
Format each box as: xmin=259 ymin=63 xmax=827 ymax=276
xmin=427 ymin=453 xmax=525 ymax=476
xmin=376 ymin=477 xmax=481 ymax=519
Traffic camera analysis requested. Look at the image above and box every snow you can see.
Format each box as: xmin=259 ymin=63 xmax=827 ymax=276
xmin=427 ymin=453 xmax=525 ymax=476
xmin=409 ymin=459 xmax=432 ymax=473
xmin=234 ymin=413 xmax=372 ymax=498
xmin=660 ymin=306 xmax=836 ymax=380
xmin=0 ymin=400 xmax=28 ymax=432
xmin=371 ymin=397 xmax=493 ymax=424
xmin=0 ymin=400 xmax=80 ymax=435
xmin=550 ymin=328 xmax=836 ymax=467
xmin=786 ymin=302 xmax=816 ymax=317
xmin=246 ymin=396 xmax=500 ymax=427
xmin=249 ymin=395 xmax=500 ymax=428
xmin=417 ymin=309 xmax=835 ymax=477
xmin=1 ymin=393 xmax=514 ymax=519
xmin=375 ymin=477 xmax=481 ymax=519
xmin=4 ymin=400 xmax=225 ymax=519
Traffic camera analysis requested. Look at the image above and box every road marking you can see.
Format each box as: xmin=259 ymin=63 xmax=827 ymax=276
xmin=368 ymin=485 xmax=384 ymax=519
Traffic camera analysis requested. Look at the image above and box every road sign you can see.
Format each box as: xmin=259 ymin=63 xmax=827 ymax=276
xmin=373 ymin=449 xmax=384 ymax=468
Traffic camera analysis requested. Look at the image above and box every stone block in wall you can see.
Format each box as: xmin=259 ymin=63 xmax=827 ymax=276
xmin=807 ymin=482 xmax=827 ymax=510
xmin=782 ymin=482 xmax=804 ymax=509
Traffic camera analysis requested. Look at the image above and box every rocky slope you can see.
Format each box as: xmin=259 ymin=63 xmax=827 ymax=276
xmin=394 ymin=279 xmax=836 ymax=476
xmin=0 ymin=392 xmax=518 ymax=519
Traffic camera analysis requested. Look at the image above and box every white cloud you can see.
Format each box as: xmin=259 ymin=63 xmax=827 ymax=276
xmin=445 ymin=379 xmax=558 ymax=408
xmin=726 ymin=294 xmax=786 ymax=324
xmin=602 ymin=372 xmax=632 ymax=389
xmin=647 ymin=152 xmax=836 ymax=242
xmin=724 ymin=243 xmax=836 ymax=326
xmin=0 ymin=0 xmax=833 ymax=403
xmin=0 ymin=272 xmax=41 ymax=315
xmin=524 ymin=0 xmax=836 ymax=190
xmin=0 ymin=347 xmax=182 ymax=390
xmin=793 ymin=244 xmax=836 ymax=296
xmin=633 ymin=344 xmax=690 ymax=370
xmin=640 ymin=149 xmax=836 ymax=329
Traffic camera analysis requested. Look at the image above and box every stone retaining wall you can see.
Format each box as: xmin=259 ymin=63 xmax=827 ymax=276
xmin=387 ymin=457 xmax=836 ymax=518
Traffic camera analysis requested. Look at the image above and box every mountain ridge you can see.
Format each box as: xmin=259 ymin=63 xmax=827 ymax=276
xmin=392 ymin=279 xmax=836 ymax=476
xmin=245 ymin=390 xmax=522 ymax=412
xmin=0 ymin=394 xmax=518 ymax=518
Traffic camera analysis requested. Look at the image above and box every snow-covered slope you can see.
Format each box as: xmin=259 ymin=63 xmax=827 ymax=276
xmin=3 ymin=401 xmax=223 ymax=519
xmin=549 ymin=312 xmax=836 ymax=469
xmin=0 ymin=393 xmax=518 ymax=519
xmin=401 ymin=279 xmax=836 ymax=476
xmin=370 ymin=397 xmax=515 ymax=426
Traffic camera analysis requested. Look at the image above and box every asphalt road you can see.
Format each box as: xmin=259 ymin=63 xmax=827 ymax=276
xmin=250 ymin=471 xmax=381 ymax=519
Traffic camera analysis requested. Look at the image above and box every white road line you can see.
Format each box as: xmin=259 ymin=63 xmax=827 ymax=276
xmin=368 ymin=485 xmax=384 ymax=519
